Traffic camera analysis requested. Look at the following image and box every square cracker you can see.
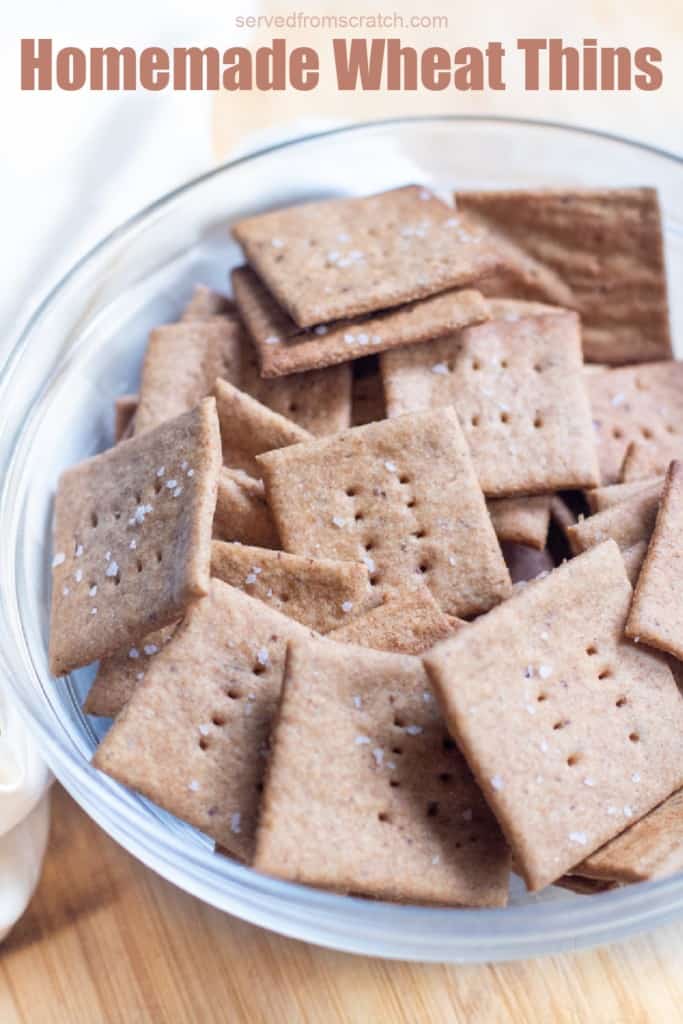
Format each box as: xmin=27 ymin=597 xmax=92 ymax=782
xmin=231 ymin=264 xmax=489 ymax=377
xmin=211 ymin=540 xmax=375 ymax=633
xmin=381 ymin=311 xmax=599 ymax=497
xmin=135 ymin=321 xmax=242 ymax=436
xmin=586 ymin=478 xmax=663 ymax=514
xmin=488 ymin=496 xmax=551 ymax=550
xmin=181 ymin=284 xmax=236 ymax=321
xmin=566 ymin=480 xmax=662 ymax=555
xmin=232 ymin=186 xmax=506 ymax=328
xmin=49 ymin=399 xmax=221 ymax=676
xmin=456 ymin=188 xmax=671 ymax=364
xmin=587 ymin=362 xmax=683 ymax=484
xmin=83 ymin=623 xmax=177 ymax=718
xmin=213 ymin=378 xmax=311 ymax=478
xmin=257 ymin=409 xmax=512 ymax=618
xmin=424 ymin=540 xmax=683 ymax=892
xmin=327 ymin=585 xmax=459 ymax=655
xmin=577 ymin=789 xmax=683 ymax=884
xmin=620 ymin=440 xmax=683 ymax=483
xmin=213 ymin=467 xmax=279 ymax=549
xmin=93 ymin=579 xmax=317 ymax=861
xmin=626 ymin=461 xmax=683 ymax=658
xmin=254 ymin=635 xmax=510 ymax=905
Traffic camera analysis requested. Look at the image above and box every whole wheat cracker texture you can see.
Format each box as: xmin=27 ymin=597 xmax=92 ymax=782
xmin=213 ymin=467 xmax=279 ymax=549
xmin=257 ymin=408 xmax=512 ymax=619
xmin=381 ymin=311 xmax=599 ymax=497
xmin=586 ymin=477 xmax=663 ymax=514
xmin=487 ymin=496 xmax=552 ymax=550
xmin=49 ymin=399 xmax=221 ymax=677
xmin=232 ymin=185 xmax=506 ymax=328
xmin=254 ymin=635 xmax=510 ymax=906
xmin=566 ymin=481 xmax=662 ymax=555
xmin=620 ymin=440 xmax=683 ymax=483
xmin=181 ymin=284 xmax=237 ymax=321
xmin=93 ymin=579 xmax=318 ymax=862
xmin=211 ymin=540 xmax=375 ymax=633
xmin=135 ymin=320 xmax=242 ymax=436
xmin=213 ymin=377 xmax=311 ymax=478
xmin=577 ymin=789 xmax=683 ymax=884
xmin=83 ymin=623 xmax=177 ymax=718
xmin=327 ymin=585 xmax=458 ymax=655
xmin=587 ymin=361 xmax=683 ymax=484
xmin=232 ymin=263 xmax=489 ymax=378
xmin=424 ymin=540 xmax=683 ymax=892
xmin=456 ymin=188 xmax=671 ymax=365
xmin=115 ymin=395 xmax=138 ymax=443
xmin=626 ymin=461 xmax=683 ymax=659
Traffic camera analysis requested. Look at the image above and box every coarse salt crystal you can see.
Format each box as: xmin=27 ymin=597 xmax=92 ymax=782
xmin=538 ymin=665 xmax=552 ymax=679
xmin=172 ymin=486 xmax=183 ymax=498
xmin=198 ymin=724 xmax=210 ymax=736
xmin=144 ymin=644 xmax=159 ymax=656
xmin=257 ymin=647 xmax=269 ymax=666
xmin=341 ymin=601 xmax=353 ymax=613
xmin=91 ymin=607 xmax=98 ymax=615
xmin=265 ymin=336 xmax=280 ymax=345
xmin=75 ymin=545 xmax=84 ymax=558
xmin=314 ymin=325 xmax=328 ymax=335
xmin=344 ymin=333 xmax=355 ymax=344
xmin=188 ymin=779 xmax=200 ymax=792
xmin=74 ymin=569 xmax=83 ymax=583
xmin=490 ymin=775 xmax=504 ymax=791
xmin=230 ymin=812 xmax=242 ymax=833
xmin=431 ymin=362 xmax=448 ymax=375
xmin=271 ymin=237 xmax=284 ymax=248
xmin=353 ymin=695 xmax=362 ymax=709
xmin=405 ymin=725 xmax=423 ymax=736
xmin=583 ymin=777 xmax=595 ymax=787
xmin=362 ymin=554 xmax=376 ymax=574
xmin=166 ymin=479 xmax=178 ymax=489
xmin=384 ymin=460 xmax=397 ymax=473
xmin=431 ymin=855 xmax=440 ymax=865
xmin=422 ymin=691 xmax=432 ymax=703
xmin=331 ymin=516 xmax=346 ymax=528
xmin=156 ymin=466 xmax=165 ymax=477
xmin=128 ymin=648 xmax=140 ymax=659
xmin=136 ymin=672 xmax=145 ymax=681
xmin=129 ymin=539 xmax=137 ymax=550
xmin=105 ymin=561 xmax=119 ymax=578
xmin=624 ymin=805 xmax=633 ymax=818
xmin=62 ymin=586 xmax=70 ymax=596
xmin=245 ymin=573 xmax=258 ymax=585
xmin=448 ymin=555 xmax=457 ymax=567
xmin=355 ymin=735 xmax=371 ymax=745
xmin=372 ymin=748 xmax=384 ymax=766
xmin=539 ymin=739 xmax=548 ymax=753
xmin=52 ymin=552 xmax=66 ymax=568
xmin=569 ymin=831 xmax=588 ymax=846
xmin=632 ymin=773 xmax=641 ymax=783
xmin=187 ymin=469 xmax=194 ymax=478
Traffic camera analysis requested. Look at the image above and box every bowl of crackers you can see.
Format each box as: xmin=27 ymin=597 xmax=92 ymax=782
xmin=1 ymin=117 xmax=682 ymax=962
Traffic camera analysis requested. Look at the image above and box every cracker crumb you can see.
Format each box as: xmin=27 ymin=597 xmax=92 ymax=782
xmin=569 ymin=831 xmax=588 ymax=846
xmin=52 ymin=552 xmax=66 ymax=568
xmin=490 ymin=775 xmax=504 ymax=791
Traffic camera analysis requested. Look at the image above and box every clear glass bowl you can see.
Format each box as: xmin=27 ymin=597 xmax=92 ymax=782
xmin=0 ymin=117 xmax=681 ymax=963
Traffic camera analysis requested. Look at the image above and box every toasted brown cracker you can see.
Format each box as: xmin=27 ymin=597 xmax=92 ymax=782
xmin=328 ymin=586 xmax=457 ymax=655
xmin=213 ymin=467 xmax=279 ymax=548
xmin=257 ymin=409 xmax=511 ymax=618
xmin=93 ymin=580 xmax=318 ymax=860
xmin=622 ymin=541 xmax=649 ymax=587
xmin=486 ymin=298 xmax=567 ymax=320
xmin=567 ymin=481 xmax=662 ymax=555
xmin=254 ymin=636 xmax=510 ymax=905
xmin=181 ymin=284 xmax=236 ymax=320
xmin=457 ymin=188 xmax=671 ymax=364
xmin=115 ymin=395 xmax=138 ymax=443
xmin=587 ymin=362 xmax=683 ymax=484
xmin=232 ymin=186 xmax=506 ymax=328
xmin=83 ymin=624 xmax=177 ymax=718
xmin=621 ymin=440 xmax=683 ymax=483
xmin=381 ymin=312 xmax=599 ymax=497
xmin=213 ymin=377 xmax=311 ymax=478
xmin=626 ymin=462 xmax=683 ymax=658
xmin=578 ymin=789 xmax=683 ymax=884
xmin=502 ymin=543 xmax=554 ymax=585
xmin=351 ymin=357 xmax=386 ymax=426
xmin=211 ymin=540 xmax=374 ymax=632
xmin=555 ymin=875 xmax=618 ymax=895
xmin=232 ymin=264 xmax=489 ymax=378
xmin=424 ymin=541 xmax=683 ymax=892
xmin=49 ymin=399 xmax=221 ymax=676
xmin=586 ymin=478 xmax=663 ymax=514
xmin=488 ymin=496 xmax=551 ymax=550
xmin=135 ymin=321 xmax=242 ymax=436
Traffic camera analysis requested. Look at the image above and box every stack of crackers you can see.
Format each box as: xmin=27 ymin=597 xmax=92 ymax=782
xmin=49 ymin=185 xmax=683 ymax=907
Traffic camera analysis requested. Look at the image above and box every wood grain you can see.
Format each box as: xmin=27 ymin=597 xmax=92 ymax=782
xmin=0 ymin=786 xmax=681 ymax=1023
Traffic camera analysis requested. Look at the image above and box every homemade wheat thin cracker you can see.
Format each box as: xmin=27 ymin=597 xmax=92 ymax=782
xmin=567 ymin=481 xmax=662 ymax=555
xmin=586 ymin=478 xmax=663 ymax=514
xmin=381 ymin=311 xmax=599 ymax=497
xmin=115 ymin=395 xmax=138 ymax=443
xmin=83 ymin=624 xmax=176 ymax=718
xmin=93 ymin=580 xmax=317 ymax=861
xmin=424 ymin=541 xmax=683 ymax=892
xmin=577 ymin=789 xmax=683 ymax=884
xmin=181 ymin=284 xmax=237 ymax=321
xmin=457 ymin=188 xmax=671 ymax=364
xmin=488 ymin=496 xmax=551 ymax=550
xmin=213 ymin=467 xmax=279 ymax=548
xmin=620 ymin=440 xmax=683 ymax=483
xmin=254 ymin=635 xmax=510 ymax=905
xmin=135 ymin=320 xmax=242 ymax=435
xmin=49 ymin=399 xmax=221 ymax=676
xmin=257 ymin=409 xmax=512 ymax=618
xmin=232 ymin=264 xmax=489 ymax=378
xmin=213 ymin=377 xmax=311 ymax=478
xmin=587 ymin=362 xmax=683 ymax=484
xmin=328 ymin=585 xmax=458 ymax=655
xmin=211 ymin=540 xmax=374 ymax=632
xmin=232 ymin=186 xmax=506 ymax=328
xmin=351 ymin=357 xmax=386 ymax=426
xmin=626 ymin=462 xmax=683 ymax=658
